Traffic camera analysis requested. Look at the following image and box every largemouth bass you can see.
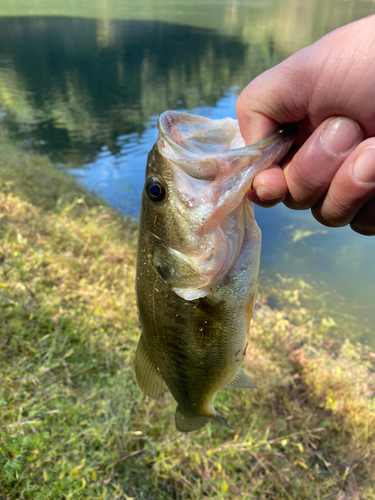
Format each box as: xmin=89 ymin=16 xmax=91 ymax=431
xmin=136 ymin=111 xmax=296 ymax=432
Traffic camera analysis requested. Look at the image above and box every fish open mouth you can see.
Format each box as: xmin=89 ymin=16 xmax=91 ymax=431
xmin=158 ymin=110 xmax=297 ymax=181
xmin=155 ymin=111 xmax=297 ymax=300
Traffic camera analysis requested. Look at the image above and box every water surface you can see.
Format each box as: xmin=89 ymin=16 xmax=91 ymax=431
xmin=0 ymin=0 xmax=374 ymax=343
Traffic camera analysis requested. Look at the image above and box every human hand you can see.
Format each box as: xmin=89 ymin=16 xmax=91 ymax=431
xmin=236 ymin=15 xmax=375 ymax=235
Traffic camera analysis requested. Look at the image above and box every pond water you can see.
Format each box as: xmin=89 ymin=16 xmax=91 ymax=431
xmin=0 ymin=0 xmax=374 ymax=344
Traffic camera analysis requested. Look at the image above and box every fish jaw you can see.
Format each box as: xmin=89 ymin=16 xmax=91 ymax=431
xmin=155 ymin=111 xmax=297 ymax=299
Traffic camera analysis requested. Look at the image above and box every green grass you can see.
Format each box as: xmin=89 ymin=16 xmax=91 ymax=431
xmin=0 ymin=134 xmax=100 ymax=212
xmin=0 ymin=136 xmax=374 ymax=499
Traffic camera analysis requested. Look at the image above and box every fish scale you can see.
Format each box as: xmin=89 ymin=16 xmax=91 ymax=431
xmin=135 ymin=111 xmax=297 ymax=431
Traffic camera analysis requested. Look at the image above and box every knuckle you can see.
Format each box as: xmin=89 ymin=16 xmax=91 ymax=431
xmin=235 ymin=91 xmax=249 ymax=116
xmin=350 ymin=221 xmax=375 ymax=236
xmin=284 ymin=163 xmax=320 ymax=210
xmin=283 ymin=195 xmax=308 ymax=210
xmin=350 ymin=199 xmax=375 ymax=235
xmin=319 ymin=187 xmax=353 ymax=226
xmin=234 ymin=95 xmax=243 ymax=115
xmin=311 ymin=205 xmax=340 ymax=228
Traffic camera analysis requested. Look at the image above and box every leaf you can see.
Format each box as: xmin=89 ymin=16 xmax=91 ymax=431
xmin=294 ymin=460 xmax=308 ymax=469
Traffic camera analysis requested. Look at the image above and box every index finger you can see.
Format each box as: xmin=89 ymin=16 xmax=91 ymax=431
xmin=235 ymin=49 xmax=310 ymax=145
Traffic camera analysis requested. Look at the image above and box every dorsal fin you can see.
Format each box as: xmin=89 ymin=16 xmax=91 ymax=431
xmin=134 ymin=335 xmax=166 ymax=399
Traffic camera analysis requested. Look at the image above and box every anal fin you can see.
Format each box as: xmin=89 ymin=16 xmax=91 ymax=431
xmin=227 ymin=367 xmax=258 ymax=389
xmin=175 ymin=406 xmax=209 ymax=432
xmin=175 ymin=407 xmax=234 ymax=432
xmin=134 ymin=335 xmax=166 ymax=399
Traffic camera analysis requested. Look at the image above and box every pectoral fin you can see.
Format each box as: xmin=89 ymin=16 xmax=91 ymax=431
xmin=246 ymin=286 xmax=258 ymax=329
xmin=227 ymin=367 xmax=258 ymax=389
xmin=134 ymin=335 xmax=166 ymax=399
xmin=152 ymin=245 xmax=202 ymax=288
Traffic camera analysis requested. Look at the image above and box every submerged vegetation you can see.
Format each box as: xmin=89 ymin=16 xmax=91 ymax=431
xmin=0 ymin=134 xmax=374 ymax=499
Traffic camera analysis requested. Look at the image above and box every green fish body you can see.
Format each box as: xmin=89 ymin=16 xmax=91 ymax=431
xmin=136 ymin=111 xmax=296 ymax=431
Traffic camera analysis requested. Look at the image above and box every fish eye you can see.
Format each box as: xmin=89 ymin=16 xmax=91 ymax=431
xmin=145 ymin=178 xmax=166 ymax=202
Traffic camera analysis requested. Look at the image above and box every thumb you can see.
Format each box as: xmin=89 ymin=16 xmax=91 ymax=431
xmin=235 ymin=49 xmax=311 ymax=145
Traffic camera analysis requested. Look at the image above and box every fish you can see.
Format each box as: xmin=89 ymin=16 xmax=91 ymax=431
xmin=135 ymin=111 xmax=296 ymax=432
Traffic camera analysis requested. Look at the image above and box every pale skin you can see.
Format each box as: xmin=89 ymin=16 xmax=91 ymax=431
xmin=236 ymin=14 xmax=375 ymax=236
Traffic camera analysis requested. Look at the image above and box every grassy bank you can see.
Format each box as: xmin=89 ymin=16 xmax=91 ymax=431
xmin=0 ymin=135 xmax=374 ymax=499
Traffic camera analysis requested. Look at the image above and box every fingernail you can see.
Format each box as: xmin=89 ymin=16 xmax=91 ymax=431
xmin=353 ymin=147 xmax=375 ymax=184
xmin=255 ymin=185 xmax=283 ymax=202
xmin=321 ymin=118 xmax=361 ymax=155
